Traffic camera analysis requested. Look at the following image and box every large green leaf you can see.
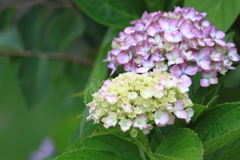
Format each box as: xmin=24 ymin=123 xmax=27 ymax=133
xmin=191 ymin=104 xmax=207 ymax=122
xmin=81 ymin=135 xmax=142 ymax=160
xmin=55 ymin=148 xmax=127 ymax=160
xmin=148 ymin=126 xmax=176 ymax=153
xmin=64 ymin=62 xmax=90 ymax=90
xmin=17 ymin=5 xmax=47 ymax=50
xmin=47 ymin=10 xmax=85 ymax=52
xmin=86 ymin=28 xmax=119 ymax=85
xmin=74 ymin=0 xmax=146 ymax=29
xmin=79 ymin=79 xmax=102 ymax=143
xmin=0 ymin=27 xmax=23 ymax=49
xmin=189 ymin=102 xmax=240 ymax=154
xmin=184 ymin=0 xmax=240 ymax=32
xmin=18 ymin=57 xmax=51 ymax=108
xmin=204 ymin=138 xmax=240 ymax=160
xmin=154 ymin=128 xmax=203 ymax=160
xmin=0 ymin=7 xmax=16 ymax=30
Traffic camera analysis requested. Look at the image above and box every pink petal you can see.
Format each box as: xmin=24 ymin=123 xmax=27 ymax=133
xmin=136 ymin=67 xmax=150 ymax=73
xmin=200 ymin=61 xmax=211 ymax=70
xmin=174 ymin=100 xmax=184 ymax=111
xmin=210 ymin=77 xmax=218 ymax=84
xmin=174 ymin=110 xmax=188 ymax=119
xmin=158 ymin=18 xmax=169 ymax=31
xmin=200 ymin=79 xmax=210 ymax=87
xmin=180 ymin=75 xmax=192 ymax=87
xmin=117 ymin=51 xmax=131 ymax=64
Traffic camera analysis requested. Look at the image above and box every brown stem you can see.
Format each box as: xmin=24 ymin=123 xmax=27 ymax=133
xmin=0 ymin=49 xmax=94 ymax=67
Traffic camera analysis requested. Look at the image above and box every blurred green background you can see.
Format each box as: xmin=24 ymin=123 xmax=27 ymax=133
xmin=0 ymin=0 xmax=239 ymax=160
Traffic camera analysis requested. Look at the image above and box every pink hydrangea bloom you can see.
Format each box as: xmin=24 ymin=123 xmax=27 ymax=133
xmin=104 ymin=7 xmax=239 ymax=87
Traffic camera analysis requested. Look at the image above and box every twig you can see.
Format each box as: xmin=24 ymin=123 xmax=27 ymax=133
xmin=0 ymin=49 xmax=94 ymax=67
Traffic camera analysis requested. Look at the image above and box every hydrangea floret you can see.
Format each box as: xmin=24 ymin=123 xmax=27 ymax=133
xmin=86 ymin=71 xmax=194 ymax=135
xmin=104 ymin=7 xmax=240 ymax=87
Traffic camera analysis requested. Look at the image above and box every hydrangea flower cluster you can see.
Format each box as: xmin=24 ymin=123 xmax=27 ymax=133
xmin=86 ymin=71 xmax=194 ymax=135
xmin=104 ymin=7 xmax=240 ymax=87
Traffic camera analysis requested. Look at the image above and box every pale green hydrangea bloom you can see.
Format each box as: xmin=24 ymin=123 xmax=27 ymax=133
xmin=87 ymin=70 xmax=194 ymax=135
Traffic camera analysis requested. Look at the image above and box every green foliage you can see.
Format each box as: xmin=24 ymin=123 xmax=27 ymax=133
xmin=55 ymin=148 xmax=127 ymax=160
xmin=185 ymin=0 xmax=240 ymax=32
xmin=190 ymin=104 xmax=207 ymax=122
xmin=47 ymin=10 xmax=85 ymax=52
xmin=0 ymin=27 xmax=23 ymax=49
xmin=74 ymin=0 xmax=145 ymax=29
xmin=0 ymin=7 xmax=16 ymax=30
xmin=18 ymin=57 xmax=51 ymax=108
xmin=190 ymin=102 xmax=240 ymax=154
xmin=86 ymin=28 xmax=119 ymax=84
xmin=17 ymin=5 xmax=47 ymax=50
xmin=81 ymin=135 xmax=142 ymax=160
xmin=204 ymin=138 xmax=240 ymax=160
xmin=154 ymin=128 xmax=203 ymax=160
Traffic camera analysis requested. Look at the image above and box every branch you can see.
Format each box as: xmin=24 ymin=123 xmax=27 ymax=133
xmin=0 ymin=49 xmax=94 ymax=67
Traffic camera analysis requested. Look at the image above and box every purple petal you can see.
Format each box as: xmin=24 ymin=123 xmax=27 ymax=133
xmin=164 ymin=31 xmax=183 ymax=43
xmin=185 ymin=65 xmax=198 ymax=75
xmin=215 ymin=39 xmax=226 ymax=46
xmin=216 ymin=31 xmax=225 ymax=39
xmin=124 ymin=59 xmax=137 ymax=72
xmin=158 ymin=18 xmax=169 ymax=31
xmin=124 ymin=26 xmax=135 ymax=34
xmin=170 ymin=65 xmax=182 ymax=77
xmin=199 ymin=48 xmax=210 ymax=60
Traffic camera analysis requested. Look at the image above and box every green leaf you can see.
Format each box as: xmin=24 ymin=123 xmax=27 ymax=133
xmin=184 ymin=0 xmax=240 ymax=32
xmin=149 ymin=126 xmax=176 ymax=153
xmin=204 ymin=138 xmax=240 ymax=160
xmin=18 ymin=57 xmax=51 ymax=108
xmin=154 ymin=128 xmax=203 ymax=160
xmin=0 ymin=27 xmax=23 ymax=50
xmin=191 ymin=104 xmax=207 ymax=122
xmin=64 ymin=62 xmax=90 ymax=90
xmin=17 ymin=5 xmax=47 ymax=50
xmin=84 ymin=79 xmax=102 ymax=104
xmin=47 ymin=10 xmax=85 ymax=52
xmin=86 ymin=28 xmax=119 ymax=86
xmin=206 ymin=95 xmax=218 ymax=108
xmin=55 ymin=148 xmax=127 ymax=160
xmin=189 ymin=102 xmax=240 ymax=154
xmin=74 ymin=0 xmax=147 ymax=29
xmin=79 ymin=79 xmax=103 ymax=143
xmin=193 ymin=68 xmax=236 ymax=104
xmin=189 ymin=72 xmax=201 ymax=101
xmin=79 ymin=108 xmax=100 ymax=143
xmin=225 ymin=31 xmax=235 ymax=43
xmin=89 ymin=124 xmax=122 ymax=138
xmin=0 ymin=7 xmax=16 ymax=30
xmin=81 ymin=135 xmax=142 ymax=160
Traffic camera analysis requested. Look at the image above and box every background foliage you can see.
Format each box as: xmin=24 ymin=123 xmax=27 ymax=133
xmin=0 ymin=0 xmax=240 ymax=160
